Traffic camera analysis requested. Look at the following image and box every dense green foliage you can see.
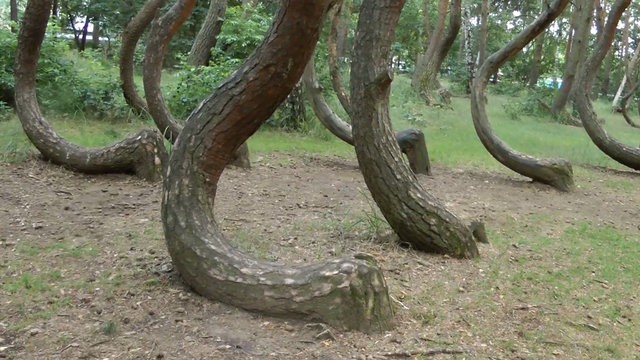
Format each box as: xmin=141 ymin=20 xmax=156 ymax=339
xmin=1 ymin=0 xmax=638 ymax=151
xmin=0 ymin=24 xmax=132 ymax=119
xmin=166 ymin=4 xmax=271 ymax=119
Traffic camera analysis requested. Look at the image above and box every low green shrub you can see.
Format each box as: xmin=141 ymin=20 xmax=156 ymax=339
xmin=41 ymin=49 xmax=131 ymax=119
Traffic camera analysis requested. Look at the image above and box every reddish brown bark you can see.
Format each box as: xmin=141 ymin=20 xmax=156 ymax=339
xmin=142 ymin=0 xmax=249 ymax=168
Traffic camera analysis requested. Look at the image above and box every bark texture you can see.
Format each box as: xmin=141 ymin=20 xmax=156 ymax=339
xmin=575 ymin=0 xmax=640 ymax=170
xmin=162 ymin=0 xmax=394 ymax=332
xmin=351 ymin=0 xmax=478 ymax=257
xmin=470 ymin=0 xmax=574 ymax=192
xmin=187 ymin=0 xmax=227 ymax=66
xmin=143 ymin=0 xmax=250 ymax=168
xmin=15 ymin=0 xmax=167 ymax=182
xmin=303 ymin=58 xmax=431 ymax=175
xmin=119 ymin=0 xmax=166 ymax=115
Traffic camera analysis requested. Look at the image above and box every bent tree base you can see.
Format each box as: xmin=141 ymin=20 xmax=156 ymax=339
xmin=162 ymin=0 xmax=394 ymax=332
xmin=164 ymin=197 xmax=393 ymax=331
xmin=15 ymin=0 xmax=167 ymax=182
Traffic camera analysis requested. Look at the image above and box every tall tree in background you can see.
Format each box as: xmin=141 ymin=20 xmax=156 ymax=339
xmin=7 ymin=0 xmax=19 ymax=33
xmin=186 ymin=0 xmax=227 ymax=66
xmin=526 ymin=0 xmax=547 ymax=88
xmin=462 ymin=5 xmax=474 ymax=93
xmin=476 ymin=0 xmax=489 ymax=66
xmin=161 ymin=0 xmax=394 ymax=332
xmin=550 ymin=0 xmax=594 ymax=118
xmin=470 ymin=0 xmax=574 ymax=192
xmin=595 ymin=0 xmax=612 ymax=96
xmin=412 ymin=0 xmax=461 ymax=103
xmin=611 ymin=8 xmax=634 ymax=110
xmin=10 ymin=0 xmax=18 ymax=25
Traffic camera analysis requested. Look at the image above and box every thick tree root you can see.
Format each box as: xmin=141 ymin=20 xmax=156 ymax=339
xmin=164 ymin=222 xmax=395 ymax=332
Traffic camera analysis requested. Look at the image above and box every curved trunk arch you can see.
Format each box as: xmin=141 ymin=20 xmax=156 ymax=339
xmin=119 ymin=0 xmax=166 ymax=115
xmin=303 ymin=57 xmax=354 ymax=145
xmin=574 ymin=0 xmax=640 ymax=169
xmin=15 ymin=0 xmax=166 ymax=182
xmin=162 ymin=0 xmax=394 ymax=332
xmin=142 ymin=0 xmax=249 ymax=168
xmin=142 ymin=0 xmax=195 ymax=143
xmin=470 ymin=0 xmax=574 ymax=192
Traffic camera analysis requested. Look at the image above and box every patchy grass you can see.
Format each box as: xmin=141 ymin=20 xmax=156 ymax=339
xmin=454 ymin=222 xmax=640 ymax=358
xmin=2 ymin=73 xmax=638 ymax=174
xmin=0 ymin=114 xmax=32 ymax=163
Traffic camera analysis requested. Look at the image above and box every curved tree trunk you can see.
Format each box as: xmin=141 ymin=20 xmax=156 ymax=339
xmin=143 ymin=0 xmax=250 ymax=168
xmin=143 ymin=0 xmax=195 ymax=142
xmin=303 ymin=58 xmax=431 ymax=175
xmin=186 ymin=0 xmax=227 ymax=66
xmin=470 ymin=0 xmax=574 ymax=192
xmin=303 ymin=57 xmax=354 ymax=144
xmin=351 ymin=0 xmax=478 ymax=257
xmin=119 ymin=0 xmax=166 ymax=115
xmin=575 ymin=0 xmax=640 ymax=170
xmin=15 ymin=0 xmax=167 ymax=182
xmin=328 ymin=2 xmax=352 ymax=115
xmin=162 ymin=0 xmax=394 ymax=332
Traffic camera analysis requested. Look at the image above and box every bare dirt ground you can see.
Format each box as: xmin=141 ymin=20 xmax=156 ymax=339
xmin=1 ymin=153 xmax=639 ymax=359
